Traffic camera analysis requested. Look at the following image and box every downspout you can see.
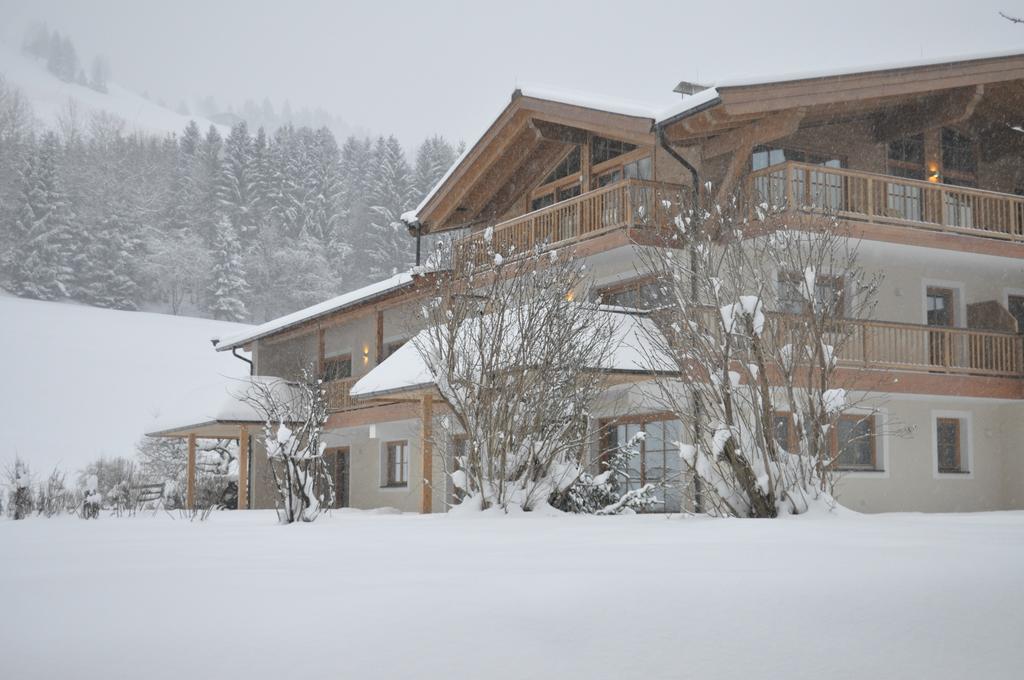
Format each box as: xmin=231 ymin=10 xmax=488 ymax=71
xmin=654 ymin=121 xmax=704 ymax=514
xmin=415 ymin=223 xmax=422 ymax=266
xmin=211 ymin=338 xmax=254 ymax=374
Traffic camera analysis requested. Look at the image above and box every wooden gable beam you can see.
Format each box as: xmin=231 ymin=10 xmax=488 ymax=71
xmin=872 ymin=85 xmax=985 ymax=142
xmin=529 ymin=119 xmax=588 ymax=145
xmin=478 ymin=142 xmax=571 ymax=221
xmin=710 ymin=109 xmax=807 ymax=206
xmin=454 ymin=129 xmax=552 ymax=222
xmin=702 ymin=109 xmax=806 ymax=159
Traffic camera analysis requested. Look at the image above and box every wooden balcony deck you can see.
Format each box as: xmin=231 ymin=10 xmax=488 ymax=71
xmin=454 ymin=179 xmax=688 ymax=268
xmin=749 ymin=161 xmax=1024 ymax=241
xmin=692 ymin=307 xmax=1024 ymax=378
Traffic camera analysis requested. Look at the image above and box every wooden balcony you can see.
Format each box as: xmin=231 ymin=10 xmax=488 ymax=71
xmin=454 ymin=179 xmax=687 ymax=268
xmin=692 ymin=307 xmax=1024 ymax=378
xmin=749 ymin=161 xmax=1024 ymax=241
xmin=324 ymin=377 xmax=360 ymax=412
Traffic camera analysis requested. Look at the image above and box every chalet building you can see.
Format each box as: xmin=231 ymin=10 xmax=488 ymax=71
xmin=149 ymin=52 xmax=1024 ymax=514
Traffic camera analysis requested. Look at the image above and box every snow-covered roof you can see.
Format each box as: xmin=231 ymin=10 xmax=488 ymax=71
xmin=214 ymin=272 xmax=417 ymax=351
xmin=349 ymin=308 xmax=673 ymax=400
xmin=404 ymin=50 xmax=1024 ymax=224
xmin=710 ymin=48 xmax=1024 ymax=89
xmin=147 ymin=375 xmax=300 ymax=437
xmin=517 ymin=85 xmax=663 ymax=120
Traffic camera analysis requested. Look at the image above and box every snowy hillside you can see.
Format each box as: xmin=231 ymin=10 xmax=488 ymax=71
xmin=0 ymin=42 xmax=225 ymax=137
xmin=0 ymin=295 xmax=249 ymax=474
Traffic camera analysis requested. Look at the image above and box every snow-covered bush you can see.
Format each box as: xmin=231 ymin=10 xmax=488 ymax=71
xmin=554 ymin=436 xmax=656 ymax=514
xmin=417 ymin=242 xmax=615 ymax=513
xmin=36 ymin=467 xmax=75 ymax=517
xmin=5 ymin=457 xmax=33 ymax=520
xmin=82 ymin=474 xmax=101 ymax=519
xmin=637 ymin=193 xmax=882 ymax=517
xmin=236 ymin=371 xmax=331 ymax=523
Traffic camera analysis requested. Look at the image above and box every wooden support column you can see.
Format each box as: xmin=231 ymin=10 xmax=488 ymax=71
xmin=420 ymin=394 xmax=433 ymax=514
xmin=375 ymin=311 xmax=384 ymax=364
xmin=238 ymin=426 xmax=249 ymax=510
xmin=186 ymin=433 xmax=197 ymax=510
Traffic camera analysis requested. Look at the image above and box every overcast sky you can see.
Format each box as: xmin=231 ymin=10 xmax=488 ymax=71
xmin=1 ymin=0 xmax=1022 ymax=146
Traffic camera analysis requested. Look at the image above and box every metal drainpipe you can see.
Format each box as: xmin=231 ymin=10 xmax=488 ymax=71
xmin=415 ymin=223 xmax=422 ymax=266
xmin=654 ymin=122 xmax=704 ymax=514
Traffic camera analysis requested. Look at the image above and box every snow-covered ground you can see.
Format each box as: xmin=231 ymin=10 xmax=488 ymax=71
xmin=1 ymin=510 xmax=1021 ymax=679
xmin=0 ymin=295 xmax=249 ymax=473
xmin=0 ymin=41 xmax=225 ymax=136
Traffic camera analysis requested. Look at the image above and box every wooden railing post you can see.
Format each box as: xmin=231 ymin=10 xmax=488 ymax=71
xmin=785 ymin=162 xmax=794 ymax=209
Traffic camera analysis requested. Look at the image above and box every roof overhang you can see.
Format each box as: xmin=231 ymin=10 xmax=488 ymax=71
xmin=146 ymin=419 xmax=263 ymax=439
xmin=660 ymin=52 xmax=1024 ymax=144
xmin=412 ymin=90 xmax=657 ymax=234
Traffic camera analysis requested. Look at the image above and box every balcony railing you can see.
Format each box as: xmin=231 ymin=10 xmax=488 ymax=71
xmin=749 ymin=161 xmax=1024 ymax=241
xmin=691 ymin=307 xmax=1024 ymax=378
xmin=454 ymin=179 xmax=687 ymax=268
xmin=324 ymin=377 xmax=360 ymax=412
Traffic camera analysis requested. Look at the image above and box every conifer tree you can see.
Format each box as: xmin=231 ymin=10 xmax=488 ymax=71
xmin=219 ymin=122 xmax=258 ymax=240
xmin=414 ymin=135 xmax=458 ymax=201
xmin=207 ymin=216 xmax=248 ymax=321
xmin=364 ymin=135 xmax=417 ymax=282
xmin=8 ymin=132 xmax=76 ymax=300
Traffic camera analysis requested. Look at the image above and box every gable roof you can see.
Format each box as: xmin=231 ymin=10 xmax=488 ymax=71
xmin=408 ymin=89 xmax=659 ymax=234
xmin=214 ymin=272 xmax=417 ymax=351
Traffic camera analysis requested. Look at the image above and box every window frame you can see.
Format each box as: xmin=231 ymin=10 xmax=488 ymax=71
xmin=932 ymin=411 xmax=972 ymax=478
xmin=321 ymin=353 xmax=353 ymax=382
xmin=382 ymin=440 xmax=409 ymax=488
xmin=772 ymin=410 xmax=880 ymax=471
xmin=776 ymin=270 xmax=846 ymax=317
xmin=594 ymin=275 xmax=668 ymax=310
xmin=598 ymin=413 xmax=686 ymax=511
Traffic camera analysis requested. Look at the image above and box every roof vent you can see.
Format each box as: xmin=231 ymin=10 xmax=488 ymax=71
xmin=673 ymin=81 xmax=707 ymax=97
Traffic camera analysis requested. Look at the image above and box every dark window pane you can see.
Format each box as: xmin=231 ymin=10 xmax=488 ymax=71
xmin=544 ymin=146 xmax=581 ymax=184
xmin=531 ymin=193 xmax=554 ymax=211
xmin=888 ymin=134 xmax=925 ymax=166
xmin=591 ymin=136 xmax=637 ymax=165
xmin=323 ymin=355 xmax=352 ymax=381
xmin=942 ymin=128 xmax=976 ymax=176
xmin=936 ymin=419 xmax=961 ymax=472
xmin=837 ymin=417 xmax=874 ymax=468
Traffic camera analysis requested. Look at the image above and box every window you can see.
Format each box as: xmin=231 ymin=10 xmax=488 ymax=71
xmin=602 ymin=417 xmax=684 ymax=512
xmin=384 ymin=339 xmax=407 ymax=359
xmin=557 ymin=184 xmax=582 ymax=202
xmin=751 ymin=146 xmax=843 ymax=170
xmin=544 ymin=146 xmax=581 ymax=184
xmin=835 ymin=416 xmax=875 ymax=470
xmin=591 ymin=135 xmax=637 ymax=165
xmin=926 ymin=287 xmax=956 ymax=327
xmin=887 ymin=134 xmax=925 ymax=171
xmin=1008 ymin=294 xmax=1024 ymax=333
xmin=322 ymin=354 xmax=352 ymax=382
xmin=383 ymin=441 xmax=408 ymax=487
xmin=936 ymin=418 xmax=966 ymax=473
xmin=774 ymin=411 xmax=879 ymax=470
xmin=751 ymin=146 xmax=844 ymax=209
xmin=773 ymin=413 xmax=798 ymax=452
xmin=777 ymin=271 xmax=844 ymax=316
xmin=531 ymin=193 xmax=555 ymax=212
xmin=596 ymin=277 xmax=669 ymax=310
xmin=623 ymin=156 xmax=652 ymax=180
xmin=941 ymin=128 xmax=977 ymax=178
xmin=594 ymin=168 xmax=622 ymax=188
